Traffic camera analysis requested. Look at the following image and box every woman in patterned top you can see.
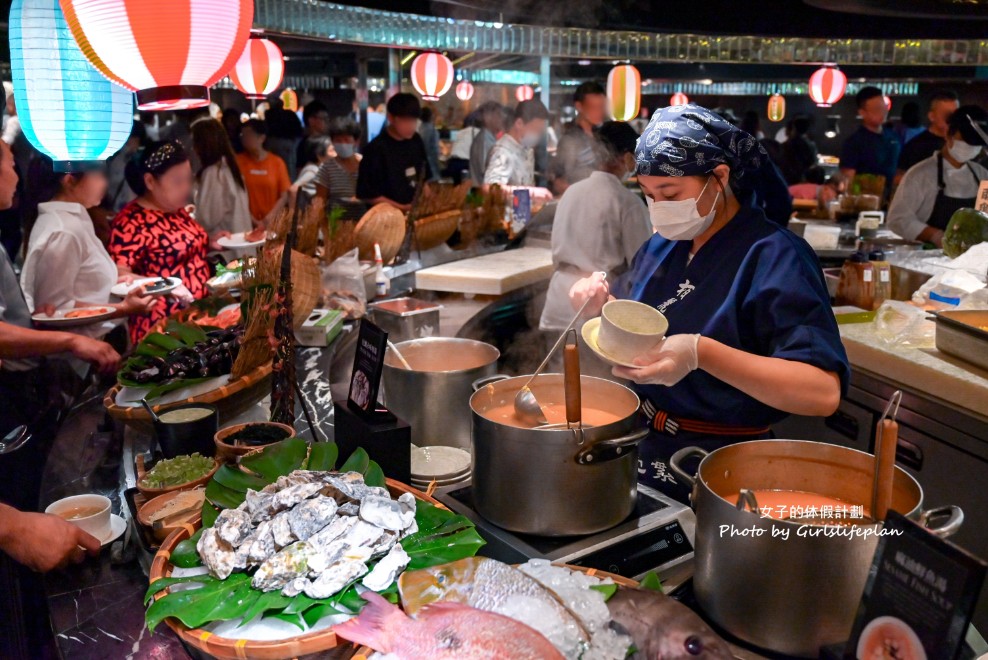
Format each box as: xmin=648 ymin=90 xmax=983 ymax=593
xmin=109 ymin=141 xmax=209 ymax=343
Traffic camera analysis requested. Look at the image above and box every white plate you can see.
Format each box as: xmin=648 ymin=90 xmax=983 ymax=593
xmin=411 ymin=446 xmax=472 ymax=480
xmin=100 ymin=514 xmax=127 ymax=547
xmin=110 ymin=276 xmax=182 ymax=297
xmin=581 ymin=317 xmax=644 ymax=369
xmin=32 ymin=306 xmax=116 ymax=327
xmin=217 ymin=231 xmax=268 ymax=249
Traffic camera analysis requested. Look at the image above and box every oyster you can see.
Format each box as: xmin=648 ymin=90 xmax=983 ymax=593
xmin=246 ymin=519 xmax=278 ymax=564
xmin=360 ymin=495 xmax=415 ymax=532
xmin=272 ymin=510 xmax=295 ymax=548
xmin=301 ymin=558 xmax=369 ymax=599
xmin=362 ymin=544 xmax=411 ymax=591
xmin=214 ymin=508 xmax=252 ymax=547
xmin=197 ymin=527 xmax=244 ymax=580
xmin=288 ymin=495 xmax=339 ymax=541
xmin=252 ymin=541 xmax=313 ymax=591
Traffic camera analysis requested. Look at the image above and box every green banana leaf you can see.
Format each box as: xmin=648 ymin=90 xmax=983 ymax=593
xmin=205 ymin=478 xmax=247 ymax=510
xmin=240 ymin=591 xmax=295 ymax=626
xmin=170 ymin=529 xmax=204 ymax=568
xmin=201 ymin=502 xmax=219 ymax=529
xmin=338 ymin=446 xmax=369 ymax=474
xmin=639 ymin=570 xmax=663 ymax=592
xmin=239 ymin=437 xmax=308 ymax=482
xmin=305 ymin=441 xmax=338 ymax=472
xmin=212 ymin=464 xmax=270 ymax=493
xmin=590 ymin=583 xmax=618 ymax=601
xmin=146 ymin=573 xmax=256 ymax=632
xmin=403 ymin=507 xmax=487 ymax=571
xmin=363 ymin=461 xmax=386 ymax=489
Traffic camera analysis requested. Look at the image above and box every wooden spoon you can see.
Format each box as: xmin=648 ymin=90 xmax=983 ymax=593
xmin=564 ymin=330 xmax=581 ymax=429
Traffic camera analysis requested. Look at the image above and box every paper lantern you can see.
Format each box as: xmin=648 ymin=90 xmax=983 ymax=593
xmin=808 ymin=65 xmax=847 ymax=108
xmin=455 ymin=81 xmax=474 ymax=101
xmin=10 ymin=0 xmax=133 ymax=171
xmin=229 ymin=35 xmax=284 ymax=101
xmin=59 ymin=0 xmax=253 ymax=111
xmin=884 ymin=94 xmax=892 ymax=111
xmin=670 ymin=91 xmax=689 ymax=106
xmin=410 ymin=52 xmax=454 ymax=101
xmin=767 ymin=93 xmax=786 ymax=122
xmin=607 ymin=64 xmax=641 ymax=122
xmin=280 ymin=88 xmax=298 ymax=113
xmin=516 ymin=85 xmax=535 ymax=102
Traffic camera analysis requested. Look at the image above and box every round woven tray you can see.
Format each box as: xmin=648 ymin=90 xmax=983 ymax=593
xmin=149 ymin=479 xmax=443 ymax=660
xmin=354 ymin=203 xmax=406 ymax=264
xmin=103 ymin=362 xmax=273 ymax=436
xmin=414 ymin=209 xmax=461 ymax=251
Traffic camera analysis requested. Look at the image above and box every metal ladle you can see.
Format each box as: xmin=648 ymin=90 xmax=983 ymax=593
xmin=514 ymin=273 xmax=605 ymax=426
xmin=387 ymin=341 xmax=413 ymax=370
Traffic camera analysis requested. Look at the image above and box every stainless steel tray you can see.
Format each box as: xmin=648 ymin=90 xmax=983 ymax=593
xmin=934 ymin=310 xmax=988 ymax=371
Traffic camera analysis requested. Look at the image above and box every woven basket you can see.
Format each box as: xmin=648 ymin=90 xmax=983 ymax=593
xmin=354 ymin=203 xmax=406 ymax=264
xmin=104 ymin=362 xmax=273 ymax=436
xmin=149 ymin=479 xmax=444 ymax=660
xmin=413 ymin=209 xmax=461 ymax=251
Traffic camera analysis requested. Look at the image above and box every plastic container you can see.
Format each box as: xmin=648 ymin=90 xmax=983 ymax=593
xmin=835 ymin=251 xmax=876 ymax=311
xmin=868 ymin=250 xmax=892 ymax=309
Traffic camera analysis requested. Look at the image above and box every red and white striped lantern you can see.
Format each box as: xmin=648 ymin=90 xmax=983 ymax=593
xmin=808 ymin=65 xmax=847 ymax=108
xmin=229 ymin=35 xmax=284 ymax=100
xmin=883 ymin=94 xmax=892 ymax=111
xmin=455 ymin=81 xmax=475 ymax=101
xmin=59 ymin=0 xmax=253 ymax=111
xmin=607 ymin=64 xmax=641 ymax=122
xmin=670 ymin=91 xmax=689 ymax=106
xmin=516 ymin=85 xmax=535 ymax=102
xmin=410 ymin=52 xmax=454 ymax=101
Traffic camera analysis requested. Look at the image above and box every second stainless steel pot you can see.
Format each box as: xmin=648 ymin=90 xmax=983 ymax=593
xmin=470 ymin=373 xmax=647 ymax=536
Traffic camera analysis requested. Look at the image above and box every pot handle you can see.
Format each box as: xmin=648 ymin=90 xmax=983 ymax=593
xmin=471 ymin=374 xmax=511 ymax=391
xmin=668 ymin=446 xmax=708 ymax=488
xmin=575 ymin=428 xmax=649 ymax=465
xmin=918 ymin=505 xmax=964 ymax=538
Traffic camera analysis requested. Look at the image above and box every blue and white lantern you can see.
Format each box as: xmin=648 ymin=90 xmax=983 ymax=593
xmin=9 ymin=0 xmax=133 ymax=171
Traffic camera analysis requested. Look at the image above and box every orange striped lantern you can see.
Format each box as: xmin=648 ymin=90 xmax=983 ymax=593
xmin=607 ymin=65 xmax=641 ymax=121
xmin=670 ymin=91 xmax=689 ymax=107
xmin=455 ymin=81 xmax=475 ymax=101
xmin=280 ymin=88 xmax=298 ymax=113
xmin=516 ymin=85 xmax=535 ymax=102
xmin=767 ymin=93 xmax=786 ymax=122
xmin=808 ymin=65 xmax=847 ymax=107
xmin=229 ymin=35 xmax=284 ymax=100
xmin=59 ymin=0 xmax=253 ymax=111
xmin=410 ymin=52 xmax=454 ymax=101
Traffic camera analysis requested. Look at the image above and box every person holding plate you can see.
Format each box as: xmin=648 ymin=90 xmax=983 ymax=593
xmin=569 ymin=104 xmax=849 ymax=503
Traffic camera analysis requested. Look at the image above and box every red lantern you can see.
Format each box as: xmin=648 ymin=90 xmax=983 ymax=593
xmin=884 ymin=94 xmax=892 ymax=111
xmin=808 ymin=65 xmax=847 ymax=108
xmin=410 ymin=52 xmax=454 ymax=101
xmin=670 ymin=92 xmax=689 ymax=106
xmin=229 ymin=36 xmax=285 ymax=101
xmin=516 ymin=85 xmax=535 ymax=102
xmin=455 ymin=81 xmax=475 ymax=101
xmin=60 ymin=0 xmax=253 ymax=111
xmin=767 ymin=93 xmax=786 ymax=122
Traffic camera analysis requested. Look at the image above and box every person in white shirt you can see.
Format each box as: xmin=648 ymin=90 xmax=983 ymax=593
xmin=190 ymin=117 xmax=252 ymax=248
xmin=446 ymin=119 xmax=478 ymax=185
xmin=887 ymin=105 xmax=988 ymax=247
xmin=470 ymin=101 xmax=503 ymax=186
xmin=484 ymin=99 xmax=549 ymax=188
xmin=540 ymin=121 xmax=651 ymax=379
xmin=20 ymin=156 xmax=156 ymax=335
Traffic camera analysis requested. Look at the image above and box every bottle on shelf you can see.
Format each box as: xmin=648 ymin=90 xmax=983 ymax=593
xmin=374 ymin=243 xmax=389 ymax=298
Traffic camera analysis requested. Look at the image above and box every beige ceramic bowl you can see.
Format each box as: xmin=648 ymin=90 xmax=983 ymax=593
xmin=45 ymin=494 xmax=111 ymax=539
xmin=597 ymin=299 xmax=668 ymax=364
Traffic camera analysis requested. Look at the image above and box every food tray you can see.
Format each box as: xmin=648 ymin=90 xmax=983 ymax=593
xmin=934 ymin=310 xmax=988 ymax=371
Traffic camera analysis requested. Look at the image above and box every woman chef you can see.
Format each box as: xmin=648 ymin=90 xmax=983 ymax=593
xmin=570 ymin=104 xmax=850 ymax=503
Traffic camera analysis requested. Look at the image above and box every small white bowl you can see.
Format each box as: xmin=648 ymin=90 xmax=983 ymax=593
xmin=45 ymin=494 xmax=111 ymax=540
xmin=597 ymin=300 xmax=668 ymax=365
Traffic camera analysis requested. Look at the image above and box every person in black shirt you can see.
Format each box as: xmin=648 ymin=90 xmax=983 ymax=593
xmin=295 ymin=101 xmax=330 ymax=175
xmin=356 ymin=93 xmax=430 ymax=211
xmin=265 ymin=97 xmax=304 ymax=179
xmin=839 ymin=86 xmax=901 ymax=200
xmin=895 ymin=90 xmax=959 ymax=183
xmin=779 ymin=115 xmax=819 ymax=185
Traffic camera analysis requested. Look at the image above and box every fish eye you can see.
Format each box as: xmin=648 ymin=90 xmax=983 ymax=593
xmin=685 ymin=636 xmax=704 ymax=655
xmin=436 ymin=573 xmax=446 ymax=584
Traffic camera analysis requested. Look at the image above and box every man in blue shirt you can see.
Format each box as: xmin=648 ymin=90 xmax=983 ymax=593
xmin=840 ymin=86 xmax=901 ymax=200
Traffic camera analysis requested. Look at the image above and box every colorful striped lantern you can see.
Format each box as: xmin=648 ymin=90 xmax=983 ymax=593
xmin=10 ymin=0 xmax=132 ymax=171
xmin=280 ymin=88 xmax=298 ymax=113
xmin=59 ymin=0 xmax=253 ymax=111
xmin=883 ymin=94 xmax=892 ymax=111
xmin=767 ymin=93 xmax=786 ymax=122
xmin=808 ymin=65 xmax=847 ymax=108
xmin=607 ymin=64 xmax=641 ymax=122
xmin=229 ymin=35 xmax=284 ymax=101
xmin=410 ymin=52 xmax=454 ymax=101
xmin=455 ymin=80 xmax=475 ymax=102
xmin=515 ymin=85 xmax=535 ymax=102
xmin=670 ymin=91 xmax=689 ymax=107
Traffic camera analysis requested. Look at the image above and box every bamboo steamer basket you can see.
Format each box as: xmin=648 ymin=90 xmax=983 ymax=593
xmin=353 ymin=203 xmax=406 ymax=264
xmin=413 ymin=209 xmax=461 ymax=250
xmin=104 ymin=362 xmax=273 ymax=436
xmin=149 ymin=479 xmax=444 ymax=660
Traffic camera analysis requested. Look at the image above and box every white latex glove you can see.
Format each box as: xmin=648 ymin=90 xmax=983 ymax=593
xmin=169 ymin=284 xmax=195 ymax=307
xmin=568 ymin=271 xmax=609 ymax=317
xmin=612 ymin=334 xmax=700 ymax=386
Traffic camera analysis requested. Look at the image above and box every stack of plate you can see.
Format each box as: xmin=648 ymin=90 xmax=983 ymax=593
xmin=410 ymin=445 xmax=471 ymax=490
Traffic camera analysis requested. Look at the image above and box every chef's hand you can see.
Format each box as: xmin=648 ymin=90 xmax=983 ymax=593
xmin=0 ymin=507 xmax=101 ymax=572
xmin=33 ymin=304 xmax=56 ymax=317
xmin=121 ymin=286 xmax=158 ymax=315
xmin=612 ymin=334 xmax=700 ymax=386
xmin=68 ymin=335 xmax=121 ymax=374
xmin=569 ymin=272 xmax=609 ymax=317
xmin=169 ymin=284 xmax=195 ymax=307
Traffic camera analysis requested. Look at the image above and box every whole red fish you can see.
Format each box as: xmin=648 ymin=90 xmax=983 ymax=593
xmin=332 ymin=591 xmax=564 ymax=659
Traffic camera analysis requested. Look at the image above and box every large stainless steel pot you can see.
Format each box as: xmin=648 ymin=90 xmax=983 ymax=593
xmin=382 ymin=338 xmax=499 ymax=450
xmin=670 ymin=439 xmax=964 ymax=657
xmin=470 ymin=373 xmax=648 ymax=536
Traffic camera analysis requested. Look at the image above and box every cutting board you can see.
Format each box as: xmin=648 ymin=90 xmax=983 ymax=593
xmin=415 ymin=247 xmax=554 ymax=295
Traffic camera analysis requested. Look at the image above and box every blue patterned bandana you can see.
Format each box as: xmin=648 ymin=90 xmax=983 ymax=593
xmin=635 ymin=103 xmax=766 ymax=190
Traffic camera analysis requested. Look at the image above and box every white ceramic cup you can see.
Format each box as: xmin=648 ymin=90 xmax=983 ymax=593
xmin=45 ymin=494 xmax=111 ymax=540
xmin=597 ymin=299 xmax=669 ymax=364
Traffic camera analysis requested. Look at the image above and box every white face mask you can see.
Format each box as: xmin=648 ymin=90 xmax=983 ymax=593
xmin=948 ymin=139 xmax=982 ymax=163
xmin=519 ymin=131 xmax=541 ymax=148
xmin=646 ymin=177 xmax=720 ymax=241
xmin=333 ymin=142 xmax=355 ymax=159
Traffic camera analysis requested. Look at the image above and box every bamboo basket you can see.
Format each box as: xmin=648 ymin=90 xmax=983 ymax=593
xmin=413 ymin=209 xmax=461 ymax=251
xmin=149 ymin=479 xmax=444 ymax=660
xmin=103 ymin=362 xmax=273 ymax=436
xmin=353 ymin=203 xmax=406 ymax=264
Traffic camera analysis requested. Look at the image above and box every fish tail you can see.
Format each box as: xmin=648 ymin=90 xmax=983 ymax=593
xmin=331 ymin=592 xmax=402 ymax=652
